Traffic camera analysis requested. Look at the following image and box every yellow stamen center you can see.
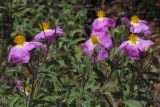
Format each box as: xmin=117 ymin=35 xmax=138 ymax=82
xmin=97 ymin=10 xmax=105 ymax=18
xmin=131 ymin=15 xmax=139 ymax=24
xmin=25 ymin=84 xmax=30 ymax=95
xmin=14 ymin=35 xmax=25 ymax=46
xmin=128 ymin=34 xmax=138 ymax=44
xmin=90 ymin=35 xmax=100 ymax=45
xmin=40 ymin=22 xmax=49 ymax=31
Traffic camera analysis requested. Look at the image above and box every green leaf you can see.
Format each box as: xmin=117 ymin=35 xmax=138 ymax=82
xmin=67 ymin=37 xmax=85 ymax=48
xmin=124 ymin=100 xmax=142 ymax=107
xmin=58 ymin=60 xmax=66 ymax=67
xmin=101 ymin=82 xmax=117 ymax=90
xmin=109 ymin=48 xmax=118 ymax=61
xmin=9 ymin=96 xmax=20 ymax=107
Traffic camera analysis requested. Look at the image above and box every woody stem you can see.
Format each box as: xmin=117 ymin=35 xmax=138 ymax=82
xmin=26 ymin=64 xmax=35 ymax=107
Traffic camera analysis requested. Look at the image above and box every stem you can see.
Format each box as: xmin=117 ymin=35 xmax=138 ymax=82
xmin=103 ymin=94 xmax=116 ymax=107
xmin=107 ymin=71 xmax=112 ymax=82
xmin=81 ymin=72 xmax=87 ymax=97
xmin=26 ymin=101 xmax=28 ymax=107
xmin=28 ymin=73 xmax=35 ymax=107
xmin=26 ymin=64 xmax=34 ymax=107
xmin=116 ymin=71 xmax=120 ymax=83
xmin=101 ymin=0 xmax=105 ymax=8
xmin=129 ymin=60 xmax=143 ymax=97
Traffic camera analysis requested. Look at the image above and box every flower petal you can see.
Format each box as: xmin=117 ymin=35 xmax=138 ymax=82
xmin=52 ymin=26 xmax=63 ymax=36
xmin=23 ymin=42 xmax=47 ymax=52
xmin=15 ymin=80 xmax=23 ymax=92
xmin=139 ymin=20 xmax=148 ymax=24
xmin=81 ymin=39 xmax=95 ymax=52
xmin=34 ymin=30 xmax=53 ymax=41
xmin=85 ymin=50 xmax=94 ymax=61
xmin=96 ymin=46 xmax=108 ymax=62
xmin=99 ymin=33 xmax=113 ymax=49
xmin=119 ymin=41 xmax=140 ymax=60
xmin=137 ymin=38 xmax=154 ymax=52
xmin=81 ymin=38 xmax=96 ymax=61
xmin=8 ymin=46 xmax=30 ymax=64
xmin=106 ymin=18 xmax=116 ymax=27
xmin=91 ymin=17 xmax=116 ymax=33
xmin=130 ymin=23 xmax=151 ymax=36
xmin=91 ymin=18 xmax=108 ymax=32
xmin=34 ymin=27 xmax=63 ymax=42
xmin=119 ymin=41 xmax=129 ymax=51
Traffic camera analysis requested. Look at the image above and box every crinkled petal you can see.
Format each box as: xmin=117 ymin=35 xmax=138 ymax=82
xmin=52 ymin=26 xmax=63 ymax=36
xmin=91 ymin=31 xmax=105 ymax=36
xmin=143 ymin=29 xmax=151 ymax=36
xmin=81 ymin=38 xmax=96 ymax=61
xmin=23 ymin=42 xmax=47 ymax=53
xmin=81 ymin=39 xmax=95 ymax=52
xmin=34 ymin=29 xmax=54 ymax=41
xmin=96 ymin=46 xmax=108 ymax=62
xmin=84 ymin=50 xmax=94 ymax=61
xmin=23 ymin=42 xmax=43 ymax=51
xmin=119 ymin=41 xmax=129 ymax=51
xmin=8 ymin=46 xmax=30 ymax=64
xmin=139 ymin=20 xmax=148 ymax=24
xmin=90 ymin=31 xmax=112 ymax=49
xmin=106 ymin=18 xmax=116 ymax=27
xmin=99 ymin=33 xmax=113 ymax=49
xmin=42 ymin=44 xmax=48 ymax=53
xmin=124 ymin=43 xmax=140 ymax=60
xmin=34 ymin=27 xmax=63 ymax=42
xmin=91 ymin=17 xmax=116 ymax=32
xmin=15 ymin=80 xmax=23 ymax=91
xmin=137 ymin=38 xmax=154 ymax=52
xmin=130 ymin=23 xmax=151 ymax=36
xmin=91 ymin=18 xmax=108 ymax=32
xmin=119 ymin=41 xmax=140 ymax=60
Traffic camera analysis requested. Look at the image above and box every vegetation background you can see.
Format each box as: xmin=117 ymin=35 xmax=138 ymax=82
xmin=0 ymin=0 xmax=160 ymax=107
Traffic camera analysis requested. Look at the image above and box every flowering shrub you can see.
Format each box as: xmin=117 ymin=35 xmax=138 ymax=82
xmin=0 ymin=0 xmax=159 ymax=107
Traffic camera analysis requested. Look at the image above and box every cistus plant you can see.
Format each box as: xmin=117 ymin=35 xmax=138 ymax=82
xmin=0 ymin=0 xmax=159 ymax=107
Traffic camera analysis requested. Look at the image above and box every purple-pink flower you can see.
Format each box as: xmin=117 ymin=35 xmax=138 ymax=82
xmin=81 ymin=32 xmax=112 ymax=62
xmin=15 ymin=79 xmax=23 ymax=92
xmin=8 ymin=35 xmax=47 ymax=64
xmin=121 ymin=17 xmax=130 ymax=24
xmin=130 ymin=15 xmax=151 ymax=36
xmin=91 ymin=10 xmax=116 ymax=33
xmin=34 ymin=22 xmax=63 ymax=43
xmin=119 ymin=34 xmax=153 ymax=60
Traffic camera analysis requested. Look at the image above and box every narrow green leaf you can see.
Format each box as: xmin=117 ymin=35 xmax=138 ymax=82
xmin=124 ymin=100 xmax=142 ymax=107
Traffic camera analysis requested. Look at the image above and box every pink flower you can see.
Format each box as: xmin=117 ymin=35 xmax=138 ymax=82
xmin=34 ymin=22 xmax=63 ymax=43
xmin=15 ymin=79 xmax=23 ymax=92
xmin=8 ymin=35 xmax=47 ymax=64
xmin=121 ymin=16 xmax=151 ymax=36
xmin=121 ymin=17 xmax=130 ymax=24
xmin=91 ymin=10 xmax=116 ymax=33
xmin=119 ymin=34 xmax=153 ymax=60
xmin=81 ymin=32 xmax=112 ymax=62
